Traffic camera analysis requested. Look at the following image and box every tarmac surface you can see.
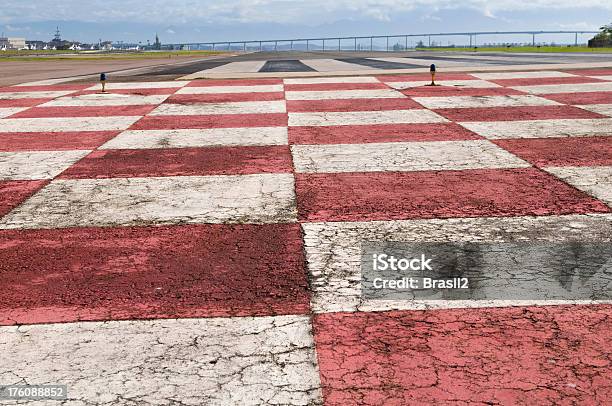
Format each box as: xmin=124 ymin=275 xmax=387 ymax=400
xmin=0 ymin=67 xmax=611 ymax=405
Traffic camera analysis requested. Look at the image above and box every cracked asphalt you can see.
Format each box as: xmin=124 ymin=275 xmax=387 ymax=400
xmin=0 ymin=67 xmax=611 ymax=405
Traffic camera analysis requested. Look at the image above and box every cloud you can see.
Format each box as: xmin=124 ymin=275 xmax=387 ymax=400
xmin=166 ymin=28 xmax=176 ymax=34
xmin=0 ymin=0 xmax=610 ymax=25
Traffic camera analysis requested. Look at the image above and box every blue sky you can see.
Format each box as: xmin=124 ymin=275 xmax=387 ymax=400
xmin=1 ymin=1 xmax=610 ymax=44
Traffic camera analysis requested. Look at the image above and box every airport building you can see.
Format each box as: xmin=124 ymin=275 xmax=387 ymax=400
xmin=0 ymin=37 xmax=27 ymax=50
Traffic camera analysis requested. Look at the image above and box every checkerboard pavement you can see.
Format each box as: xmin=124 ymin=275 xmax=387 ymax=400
xmin=0 ymin=70 xmax=611 ymax=405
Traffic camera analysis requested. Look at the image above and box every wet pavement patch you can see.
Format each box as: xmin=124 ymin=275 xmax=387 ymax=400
xmin=259 ymin=60 xmax=317 ymax=72
xmin=336 ymin=58 xmax=424 ymax=69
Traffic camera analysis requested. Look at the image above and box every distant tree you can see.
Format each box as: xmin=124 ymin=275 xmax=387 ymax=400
xmin=589 ymin=23 xmax=612 ymax=47
xmin=416 ymin=40 xmax=424 ymax=48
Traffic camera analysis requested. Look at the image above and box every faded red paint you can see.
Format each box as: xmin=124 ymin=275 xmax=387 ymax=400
xmin=284 ymin=82 xmax=388 ymax=91
xmin=167 ymin=92 xmax=285 ymax=103
xmin=538 ymin=92 xmax=612 ymax=105
xmin=59 ymin=146 xmax=293 ymax=178
xmin=289 ymin=123 xmax=481 ymax=144
xmin=494 ymin=137 xmax=612 ymax=167
xmin=0 ymin=98 xmax=50 ymax=108
xmin=287 ymin=98 xmax=420 ymax=112
xmin=0 ymin=85 xmax=87 ymax=92
xmin=9 ymin=105 xmax=155 ymax=118
xmin=490 ymin=76 xmax=607 ymax=87
xmin=434 ymin=105 xmax=605 ymax=122
xmin=0 ymin=131 xmax=119 ymax=152
xmin=186 ymin=78 xmax=283 ymax=86
xmin=314 ymin=305 xmax=612 ymax=406
xmin=565 ymin=69 xmax=612 ymax=76
xmin=0 ymin=223 xmax=310 ymax=325
xmin=295 ymin=168 xmax=611 ymax=222
xmin=0 ymin=180 xmax=47 ymax=217
xmin=130 ymin=113 xmax=288 ymax=130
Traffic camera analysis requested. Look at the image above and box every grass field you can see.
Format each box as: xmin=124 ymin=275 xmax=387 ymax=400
xmin=0 ymin=50 xmax=227 ymax=62
xmin=416 ymin=46 xmax=612 ymax=53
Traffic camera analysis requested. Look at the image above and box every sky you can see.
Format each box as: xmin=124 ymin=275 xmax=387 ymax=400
xmin=0 ymin=0 xmax=610 ymax=44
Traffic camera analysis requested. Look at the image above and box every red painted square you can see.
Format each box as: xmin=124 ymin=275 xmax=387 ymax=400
xmin=494 ymin=137 xmax=612 ymax=167
xmin=0 ymin=132 xmax=119 ymax=152
xmin=434 ymin=105 xmax=604 ymax=122
xmin=0 ymin=180 xmax=47 ymax=217
xmin=564 ymin=69 xmax=612 ymax=76
xmin=296 ymin=168 xmax=610 ymax=222
xmin=0 ymin=98 xmax=50 ymax=108
xmin=0 ymin=223 xmax=310 ymax=325
xmin=59 ymin=146 xmax=293 ymax=178
xmin=314 ymin=305 xmax=612 ymax=405
xmin=287 ymin=98 xmax=420 ymax=112
xmin=289 ymin=123 xmax=480 ymax=144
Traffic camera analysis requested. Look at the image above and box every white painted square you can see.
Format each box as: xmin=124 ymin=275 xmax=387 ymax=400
xmin=413 ymin=95 xmax=560 ymax=109
xmin=101 ymin=127 xmax=289 ymax=149
xmin=459 ymin=118 xmax=612 ymax=139
xmin=511 ymin=82 xmax=612 ymax=94
xmin=303 ymin=214 xmax=612 ymax=313
xmin=285 ymin=89 xmax=405 ymax=100
xmin=575 ymin=104 xmax=612 ymax=117
xmin=0 ymin=316 xmax=322 ymax=405
xmin=0 ymin=150 xmax=90 ymax=180
xmin=288 ymin=109 xmax=447 ymax=127
xmin=41 ymin=93 xmax=170 ymax=107
xmin=0 ymin=116 xmax=142 ymax=133
xmin=0 ymin=107 xmax=27 ymax=118
xmin=177 ymin=85 xmax=284 ymax=94
xmin=544 ymin=166 xmax=612 ymax=206
xmin=0 ymin=91 xmax=76 ymax=99
xmin=291 ymin=140 xmax=530 ymax=173
xmin=284 ymin=76 xmax=380 ymax=85
xmin=385 ymin=80 xmax=501 ymax=90
xmin=0 ymin=173 xmax=297 ymax=229
xmin=471 ymin=71 xmax=577 ymax=80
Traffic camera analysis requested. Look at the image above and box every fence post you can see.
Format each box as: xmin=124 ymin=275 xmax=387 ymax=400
xmin=259 ymin=41 xmax=262 ymax=51
xmin=370 ymin=37 xmax=373 ymax=51
xmin=405 ymin=35 xmax=408 ymax=50
xmin=354 ymin=37 xmax=357 ymax=51
xmin=322 ymin=39 xmax=325 ymax=51
xmin=306 ymin=39 xmax=309 ymax=51
xmin=532 ymin=33 xmax=535 ymax=46
xmin=428 ymin=35 xmax=431 ymax=47
xmin=386 ymin=36 xmax=389 ymax=51
xmin=575 ymin=32 xmax=578 ymax=46
xmin=338 ymin=38 xmax=341 ymax=51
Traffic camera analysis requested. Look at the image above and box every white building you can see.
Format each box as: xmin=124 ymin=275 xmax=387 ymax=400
xmin=0 ymin=37 xmax=27 ymax=50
